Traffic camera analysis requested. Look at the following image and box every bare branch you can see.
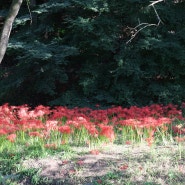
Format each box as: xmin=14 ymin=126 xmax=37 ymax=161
xmin=26 ymin=0 xmax=33 ymax=25
xmin=126 ymin=23 xmax=157 ymax=44
xmin=151 ymin=4 xmax=163 ymax=25
xmin=126 ymin=0 xmax=164 ymax=44
xmin=149 ymin=0 xmax=164 ymax=7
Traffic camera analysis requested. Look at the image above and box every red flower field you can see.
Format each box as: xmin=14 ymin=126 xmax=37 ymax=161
xmin=0 ymin=103 xmax=185 ymax=148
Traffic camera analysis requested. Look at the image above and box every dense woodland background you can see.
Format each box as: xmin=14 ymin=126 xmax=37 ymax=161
xmin=0 ymin=0 xmax=185 ymax=108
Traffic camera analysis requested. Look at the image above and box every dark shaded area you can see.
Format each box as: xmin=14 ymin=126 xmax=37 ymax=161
xmin=0 ymin=0 xmax=185 ymax=107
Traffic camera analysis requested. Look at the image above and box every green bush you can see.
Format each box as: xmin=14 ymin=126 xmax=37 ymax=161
xmin=0 ymin=0 xmax=185 ymax=107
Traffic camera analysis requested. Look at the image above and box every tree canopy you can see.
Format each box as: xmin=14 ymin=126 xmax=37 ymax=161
xmin=0 ymin=0 xmax=185 ymax=107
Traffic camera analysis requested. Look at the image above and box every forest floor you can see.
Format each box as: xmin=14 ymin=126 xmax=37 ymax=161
xmin=21 ymin=143 xmax=185 ymax=185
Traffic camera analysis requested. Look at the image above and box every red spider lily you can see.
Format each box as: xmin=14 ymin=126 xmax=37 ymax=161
xmin=96 ymin=179 xmax=102 ymax=184
xmin=7 ymin=133 xmax=16 ymax=142
xmin=86 ymin=140 xmax=90 ymax=145
xmin=89 ymin=110 xmax=108 ymax=122
xmin=181 ymin=128 xmax=185 ymax=134
xmin=34 ymin=105 xmax=51 ymax=117
xmin=140 ymin=117 xmax=159 ymax=128
xmin=0 ymin=118 xmax=18 ymax=135
xmin=119 ymin=164 xmax=128 ymax=170
xmin=41 ymin=130 xmax=50 ymax=139
xmin=51 ymin=106 xmax=69 ymax=119
xmin=1 ymin=103 xmax=185 ymax=148
xmin=125 ymin=140 xmax=131 ymax=145
xmin=87 ymin=125 xmax=98 ymax=137
xmin=139 ymin=166 xmax=143 ymax=171
xmin=172 ymin=126 xmax=180 ymax=134
xmin=0 ymin=103 xmax=10 ymax=113
xmin=27 ymin=110 xmax=36 ymax=118
xmin=58 ymin=125 xmax=71 ymax=134
xmin=33 ymin=110 xmax=47 ymax=118
xmin=172 ymin=126 xmax=185 ymax=135
xmin=163 ymin=104 xmax=182 ymax=118
xmin=148 ymin=104 xmax=164 ymax=118
xmin=62 ymin=160 xmax=68 ymax=165
xmin=13 ymin=119 xmax=25 ymax=125
xmin=45 ymin=120 xmax=58 ymax=131
xmin=111 ymin=116 xmax=118 ymax=124
xmin=29 ymin=119 xmax=45 ymax=129
xmin=16 ymin=106 xmax=30 ymax=120
xmin=161 ymin=125 xmax=168 ymax=132
xmin=99 ymin=125 xmax=115 ymax=142
xmin=0 ymin=128 xmax=8 ymax=135
xmin=29 ymin=131 xmax=43 ymax=138
xmin=0 ymin=104 xmax=18 ymax=121
xmin=178 ymin=165 xmax=184 ymax=173
xmin=119 ymin=119 xmax=140 ymax=127
xmin=73 ymin=116 xmax=89 ymax=128
xmin=61 ymin=140 xmax=66 ymax=145
xmin=107 ymin=106 xmax=122 ymax=117
xmin=158 ymin=117 xmax=171 ymax=125
xmin=67 ymin=120 xmax=80 ymax=128
xmin=149 ymin=129 xmax=155 ymax=138
xmin=118 ymin=127 xmax=123 ymax=131
xmin=90 ymin=149 xmax=100 ymax=155
xmin=14 ymin=119 xmax=29 ymax=131
xmin=68 ymin=169 xmax=76 ymax=174
xmin=21 ymin=119 xmax=45 ymax=130
xmin=44 ymin=143 xmax=57 ymax=149
xmin=145 ymin=137 xmax=154 ymax=147
xmin=175 ymin=136 xmax=185 ymax=142
xmin=76 ymin=160 xmax=84 ymax=165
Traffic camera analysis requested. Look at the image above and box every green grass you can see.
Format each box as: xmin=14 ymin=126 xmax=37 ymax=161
xmin=0 ymin=139 xmax=185 ymax=185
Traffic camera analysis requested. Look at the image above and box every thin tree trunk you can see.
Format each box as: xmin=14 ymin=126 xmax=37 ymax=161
xmin=0 ymin=0 xmax=23 ymax=64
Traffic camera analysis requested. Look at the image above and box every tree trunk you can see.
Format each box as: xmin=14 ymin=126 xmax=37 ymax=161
xmin=0 ymin=0 xmax=23 ymax=64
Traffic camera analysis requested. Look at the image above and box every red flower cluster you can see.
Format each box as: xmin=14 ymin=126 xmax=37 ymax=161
xmin=0 ymin=103 xmax=184 ymax=145
xmin=58 ymin=125 xmax=71 ymax=134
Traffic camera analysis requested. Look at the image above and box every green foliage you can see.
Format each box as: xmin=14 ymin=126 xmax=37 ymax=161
xmin=0 ymin=0 xmax=185 ymax=106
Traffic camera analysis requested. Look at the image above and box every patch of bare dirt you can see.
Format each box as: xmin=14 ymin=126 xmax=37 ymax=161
xmin=22 ymin=143 xmax=183 ymax=184
xmin=22 ymin=144 xmax=131 ymax=180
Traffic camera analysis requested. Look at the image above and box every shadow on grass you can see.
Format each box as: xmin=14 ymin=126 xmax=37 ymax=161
xmin=14 ymin=168 xmax=185 ymax=185
xmin=1 ymin=144 xmax=185 ymax=185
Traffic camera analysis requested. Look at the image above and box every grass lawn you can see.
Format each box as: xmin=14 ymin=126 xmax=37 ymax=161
xmin=1 ymin=141 xmax=185 ymax=185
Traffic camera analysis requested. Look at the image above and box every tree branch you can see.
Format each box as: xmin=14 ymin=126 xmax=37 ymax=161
xmin=149 ymin=0 xmax=164 ymax=7
xmin=126 ymin=0 xmax=164 ymax=44
xmin=126 ymin=23 xmax=158 ymax=44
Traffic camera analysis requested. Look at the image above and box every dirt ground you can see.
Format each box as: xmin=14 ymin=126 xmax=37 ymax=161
xmin=22 ymin=143 xmax=183 ymax=185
